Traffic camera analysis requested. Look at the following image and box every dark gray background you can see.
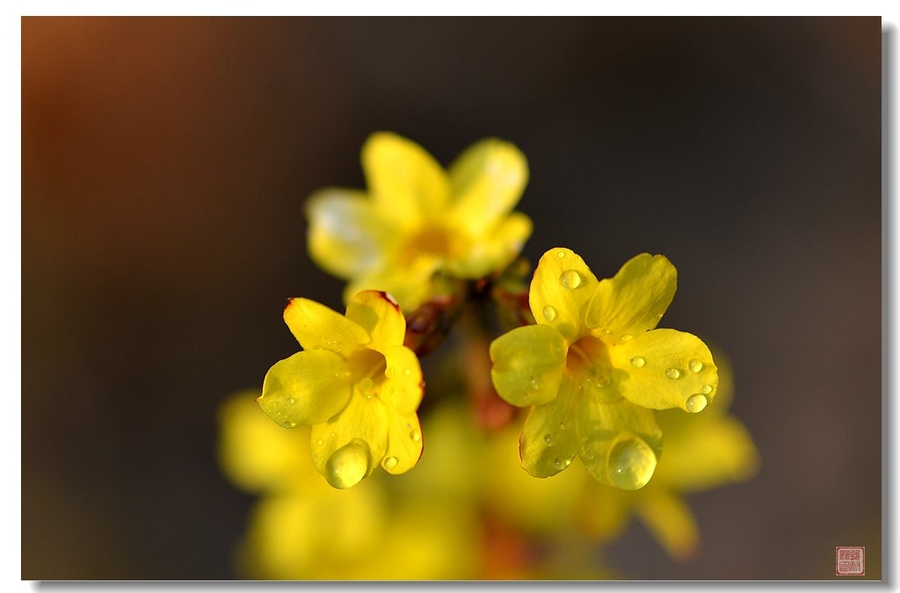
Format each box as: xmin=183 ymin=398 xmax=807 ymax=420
xmin=22 ymin=16 xmax=883 ymax=579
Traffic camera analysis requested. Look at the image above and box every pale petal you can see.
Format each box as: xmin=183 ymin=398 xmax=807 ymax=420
xmin=446 ymin=212 xmax=533 ymax=279
xmin=258 ymin=350 xmax=353 ymax=427
xmin=305 ymin=188 xmax=393 ymax=278
xmin=585 ymin=253 xmax=677 ymax=340
xmin=529 ymin=247 xmax=599 ymax=343
xmin=490 ymin=324 xmax=567 ymax=408
xmin=610 ymin=328 xmax=718 ymax=412
xmin=362 ymin=132 xmax=450 ymax=227
xmin=447 ymin=138 xmax=528 ymax=236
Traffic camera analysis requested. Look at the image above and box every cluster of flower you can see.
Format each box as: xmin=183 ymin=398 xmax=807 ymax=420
xmin=217 ymin=133 xmax=759 ymax=578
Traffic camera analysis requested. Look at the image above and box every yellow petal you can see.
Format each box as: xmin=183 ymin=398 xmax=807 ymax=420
xmin=576 ymin=397 xmax=662 ymax=490
xmin=490 ymin=324 xmax=567 ymax=408
xmin=345 ymin=290 xmax=406 ymax=353
xmin=381 ymin=411 xmax=424 ymax=475
xmin=529 ymin=247 xmax=599 ymax=343
xmin=309 ymin=392 xmax=389 ymax=489
xmin=216 ymin=390 xmax=310 ymax=493
xmin=654 ymin=412 xmax=760 ymax=491
xmin=446 ymin=138 xmax=528 ymax=236
xmin=258 ymin=350 xmax=353 ymax=427
xmin=518 ymin=376 xmax=582 ymax=478
xmin=342 ymin=261 xmax=441 ymax=313
xmin=381 ymin=344 xmax=424 ymax=416
xmin=362 ymin=132 xmax=450 ymax=227
xmin=634 ymin=487 xmax=700 ymax=560
xmin=283 ymin=297 xmax=370 ymax=357
xmin=585 ymin=253 xmax=677 ymax=339
xmin=611 ymin=328 xmax=718 ymax=412
xmin=305 ymin=188 xmax=394 ymax=279
xmin=446 ymin=211 xmax=533 ymax=278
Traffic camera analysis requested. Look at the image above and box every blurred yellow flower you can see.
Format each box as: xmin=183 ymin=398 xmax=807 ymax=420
xmin=217 ymin=390 xmax=481 ymax=580
xmin=257 ymin=290 xmax=425 ymax=489
xmin=490 ymin=248 xmax=718 ymax=489
xmin=306 ymin=132 xmax=532 ymax=312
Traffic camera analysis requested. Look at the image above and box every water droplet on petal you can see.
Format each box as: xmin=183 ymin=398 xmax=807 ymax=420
xmin=596 ymin=375 xmax=611 ymax=387
xmin=556 ymin=250 xmax=566 ymax=259
xmin=600 ymin=328 xmax=612 ymax=336
xmin=701 ymin=384 xmax=713 ymax=395
xmin=530 ymin=377 xmax=540 ymax=390
xmin=409 ymin=429 xmax=421 ymax=442
xmin=553 ymin=457 xmax=572 ymax=470
xmin=361 ymin=378 xmax=374 ymax=391
xmin=315 ymin=439 xmax=324 ymax=446
xmin=665 ymin=368 xmax=681 ymax=379
xmin=325 ymin=440 xmax=371 ymax=489
xmin=619 ymin=334 xmax=633 ymax=343
xmin=383 ymin=456 xmax=399 ymax=471
xmin=282 ymin=421 xmax=297 ymax=429
xmin=630 ymin=357 xmax=646 ymax=368
xmin=542 ymin=305 xmax=557 ymax=322
xmin=689 ymin=360 xmax=704 ymax=373
xmin=385 ymin=383 xmax=395 ymax=395
xmin=558 ymin=422 xmax=566 ymax=430
xmin=559 ymin=269 xmax=583 ymax=289
xmin=686 ymin=393 xmax=709 ymax=413
xmin=385 ymin=367 xmax=395 ymax=378
xmin=544 ymin=433 xmax=553 ymax=446
xmin=286 ymin=397 xmax=296 ymax=405
xmin=403 ymin=368 xmax=412 ymax=377
xmin=607 ymin=435 xmax=657 ymax=490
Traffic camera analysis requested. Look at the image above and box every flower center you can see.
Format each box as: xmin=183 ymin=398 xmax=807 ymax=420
xmin=401 ymin=226 xmax=451 ymax=266
xmin=567 ymin=336 xmax=621 ymax=403
xmin=347 ymin=349 xmax=388 ymax=399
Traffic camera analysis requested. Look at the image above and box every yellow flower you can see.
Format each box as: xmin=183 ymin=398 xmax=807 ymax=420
xmin=257 ymin=290 xmax=425 ymax=489
xmin=306 ymin=132 xmax=532 ymax=312
xmin=489 ymin=248 xmax=719 ymax=489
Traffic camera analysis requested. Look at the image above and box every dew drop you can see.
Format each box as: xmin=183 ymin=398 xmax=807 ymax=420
xmin=665 ymin=368 xmax=682 ymax=380
xmin=530 ymin=377 xmax=540 ymax=390
xmin=403 ymin=368 xmax=412 ymax=377
xmin=382 ymin=456 xmax=399 ymax=471
xmin=559 ymin=269 xmax=583 ymax=289
xmin=542 ymin=305 xmax=558 ymax=322
xmin=282 ymin=421 xmax=297 ymax=429
xmin=619 ymin=334 xmax=633 ymax=343
xmin=556 ymin=250 xmax=566 ymax=259
xmin=385 ymin=367 xmax=395 ymax=378
xmin=596 ymin=375 xmax=611 ymax=387
xmin=558 ymin=422 xmax=566 ymax=430
xmin=630 ymin=357 xmax=646 ymax=368
xmin=701 ymin=384 xmax=713 ymax=395
xmin=361 ymin=378 xmax=374 ymax=390
xmin=553 ymin=457 xmax=572 ymax=470
xmin=286 ymin=397 xmax=296 ymax=405
xmin=544 ymin=434 xmax=553 ymax=446
xmin=409 ymin=429 xmax=421 ymax=442
xmin=324 ymin=440 xmax=371 ymax=489
xmin=607 ymin=435 xmax=657 ymax=490
xmin=600 ymin=328 xmax=612 ymax=336
xmin=686 ymin=393 xmax=709 ymax=413
xmin=385 ymin=384 xmax=395 ymax=395
xmin=689 ymin=360 xmax=704 ymax=373
xmin=315 ymin=439 xmax=324 ymax=446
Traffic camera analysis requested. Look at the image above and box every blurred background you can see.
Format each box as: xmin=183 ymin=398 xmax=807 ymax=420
xmin=21 ymin=17 xmax=883 ymax=580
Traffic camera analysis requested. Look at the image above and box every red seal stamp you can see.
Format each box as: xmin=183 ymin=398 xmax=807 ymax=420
xmin=835 ymin=547 xmax=865 ymax=576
